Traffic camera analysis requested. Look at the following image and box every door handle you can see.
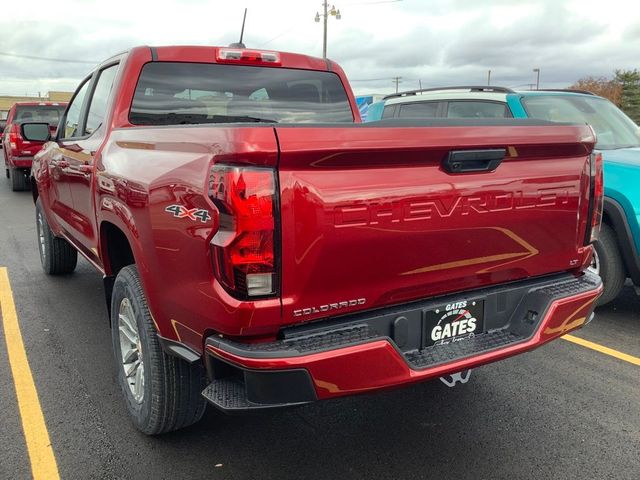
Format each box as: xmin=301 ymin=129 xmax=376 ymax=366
xmin=443 ymin=149 xmax=506 ymax=173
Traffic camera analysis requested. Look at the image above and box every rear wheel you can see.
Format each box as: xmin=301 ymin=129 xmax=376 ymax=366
xmin=35 ymin=198 xmax=77 ymax=274
xmin=590 ymin=223 xmax=625 ymax=306
xmin=111 ymin=265 xmax=207 ymax=435
xmin=10 ymin=167 xmax=28 ymax=191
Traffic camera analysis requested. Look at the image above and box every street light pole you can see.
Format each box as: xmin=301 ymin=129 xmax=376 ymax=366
xmin=533 ymin=68 xmax=540 ymax=90
xmin=315 ymin=2 xmax=341 ymax=58
xmin=323 ymin=1 xmax=328 ymax=59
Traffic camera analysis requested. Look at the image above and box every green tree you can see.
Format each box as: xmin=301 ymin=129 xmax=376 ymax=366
xmin=614 ymin=69 xmax=640 ymax=123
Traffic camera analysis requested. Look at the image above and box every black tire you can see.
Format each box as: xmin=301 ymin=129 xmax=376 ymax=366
xmin=10 ymin=167 xmax=28 ymax=191
xmin=593 ymin=223 xmax=625 ymax=306
xmin=111 ymin=265 xmax=207 ymax=435
xmin=5 ymin=168 xmax=9 ymax=179
xmin=36 ymin=199 xmax=78 ymax=275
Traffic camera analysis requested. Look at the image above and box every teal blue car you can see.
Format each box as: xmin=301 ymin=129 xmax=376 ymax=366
xmin=368 ymin=87 xmax=640 ymax=305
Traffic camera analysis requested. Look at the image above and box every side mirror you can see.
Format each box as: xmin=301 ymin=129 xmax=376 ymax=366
xmin=21 ymin=122 xmax=51 ymax=142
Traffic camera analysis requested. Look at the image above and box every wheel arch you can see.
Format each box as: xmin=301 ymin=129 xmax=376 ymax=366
xmin=99 ymin=219 xmax=201 ymax=363
xmin=100 ymin=220 xmax=136 ymax=319
xmin=602 ymin=197 xmax=640 ymax=285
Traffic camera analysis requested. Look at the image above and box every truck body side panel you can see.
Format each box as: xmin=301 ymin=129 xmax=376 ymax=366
xmin=97 ymin=126 xmax=281 ymax=350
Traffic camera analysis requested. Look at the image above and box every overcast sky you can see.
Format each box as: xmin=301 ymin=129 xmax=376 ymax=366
xmin=1 ymin=0 xmax=639 ymax=97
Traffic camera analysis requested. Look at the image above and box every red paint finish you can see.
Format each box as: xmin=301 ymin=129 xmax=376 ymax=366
xmin=206 ymin=283 xmax=602 ymax=400
xmin=97 ymin=126 xmax=282 ymax=342
xmin=32 ymin=43 xmax=599 ymax=380
xmin=277 ymin=125 xmax=595 ymax=324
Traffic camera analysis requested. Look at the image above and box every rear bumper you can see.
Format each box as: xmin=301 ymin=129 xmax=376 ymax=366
xmin=203 ymin=272 xmax=602 ymax=411
xmin=6 ymin=155 xmax=33 ymax=169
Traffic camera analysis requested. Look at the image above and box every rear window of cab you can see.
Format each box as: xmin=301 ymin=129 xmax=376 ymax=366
xmin=129 ymin=62 xmax=354 ymax=125
xmin=15 ymin=105 xmax=65 ymax=125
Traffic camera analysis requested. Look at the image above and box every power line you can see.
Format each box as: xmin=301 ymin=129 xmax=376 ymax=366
xmin=350 ymin=77 xmax=391 ymax=82
xmin=258 ymin=26 xmax=301 ymax=47
xmin=0 ymin=52 xmax=97 ymax=64
xmin=343 ymin=0 xmax=403 ymax=5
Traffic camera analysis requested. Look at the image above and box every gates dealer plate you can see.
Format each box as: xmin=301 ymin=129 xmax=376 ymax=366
xmin=424 ymin=300 xmax=484 ymax=347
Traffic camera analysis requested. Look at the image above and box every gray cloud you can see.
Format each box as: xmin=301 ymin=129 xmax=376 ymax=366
xmin=624 ymin=21 xmax=640 ymax=41
xmin=0 ymin=0 xmax=638 ymax=97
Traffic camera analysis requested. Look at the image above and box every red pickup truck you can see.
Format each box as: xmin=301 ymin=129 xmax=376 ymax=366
xmin=24 ymin=45 xmax=603 ymax=435
xmin=2 ymin=101 xmax=66 ymax=191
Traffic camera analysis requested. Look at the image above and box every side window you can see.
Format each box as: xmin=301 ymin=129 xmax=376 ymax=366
xmin=61 ymin=79 xmax=91 ymax=139
xmin=398 ymin=101 xmax=439 ymax=118
xmin=381 ymin=105 xmax=396 ymax=119
xmin=446 ymin=101 xmax=509 ymax=118
xmin=84 ymin=65 xmax=119 ymax=135
xmin=249 ymin=88 xmax=269 ymax=101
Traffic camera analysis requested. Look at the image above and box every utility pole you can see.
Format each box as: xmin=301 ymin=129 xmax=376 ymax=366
xmin=392 ymin=76 xmax=402 ymax=93
xmin=315 ymin=2 xmax=341 ymax=58
xmin=322 ymin=1 xmax=328 ymax=59
xmin=487 ymin=70 xmax=491 ymax=86
xmin=533 ymin=68 xmax=540 ymax=90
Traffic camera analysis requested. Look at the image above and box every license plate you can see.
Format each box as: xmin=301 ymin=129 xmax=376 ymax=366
xmin=424 ymin=300 xmax=484 ymax=347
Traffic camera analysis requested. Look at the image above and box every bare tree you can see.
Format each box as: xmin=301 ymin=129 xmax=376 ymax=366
xmin=570 ymin=76 xmax=622 ymax=105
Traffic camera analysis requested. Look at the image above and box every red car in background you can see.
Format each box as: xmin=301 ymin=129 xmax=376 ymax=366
xmin=3 ymin=102 xmax=66 ymax=191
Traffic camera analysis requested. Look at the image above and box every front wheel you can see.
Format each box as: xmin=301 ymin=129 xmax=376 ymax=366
xmin=111 ymin=265 xmax=207 ymax=435
xmin=36 ymin=198 xmax=77 ymax=275
xmin=590 ymin=223 xmax=625 ymax=306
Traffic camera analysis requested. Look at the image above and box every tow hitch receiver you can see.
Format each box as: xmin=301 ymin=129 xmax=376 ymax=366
xmin=439 ymin=369 xmax=472 ymax=387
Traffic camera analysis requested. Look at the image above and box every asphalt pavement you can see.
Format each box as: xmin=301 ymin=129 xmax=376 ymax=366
xmin=0 ymin=176 xmax=639 ymax=480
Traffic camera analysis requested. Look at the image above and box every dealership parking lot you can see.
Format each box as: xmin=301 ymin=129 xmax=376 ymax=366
xmin=0 ymin=179 xmax=639 ymax=480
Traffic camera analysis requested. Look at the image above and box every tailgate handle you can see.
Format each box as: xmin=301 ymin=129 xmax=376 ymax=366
xmin=443 ymin=149 xmax=506 ymax=173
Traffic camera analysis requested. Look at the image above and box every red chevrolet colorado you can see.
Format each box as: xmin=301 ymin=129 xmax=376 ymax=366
xmin=24 ymin=45 xmax=603 ymax=435
xmin=2 ymin=101 xmax=66 ymax=191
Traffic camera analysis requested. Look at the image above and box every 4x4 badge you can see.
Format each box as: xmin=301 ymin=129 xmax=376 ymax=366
xmin=165 ymin=204 xmax=211 ymax=223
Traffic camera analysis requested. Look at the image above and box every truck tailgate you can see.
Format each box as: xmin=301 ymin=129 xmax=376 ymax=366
xmin=276 ymin=122 xmax=595 ymax=324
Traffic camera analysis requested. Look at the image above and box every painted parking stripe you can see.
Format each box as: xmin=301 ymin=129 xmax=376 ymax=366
xmin=563 ymin=334 xmax=640 ymax=366
xmin=0 ymin=267 xmax=60 ymax=480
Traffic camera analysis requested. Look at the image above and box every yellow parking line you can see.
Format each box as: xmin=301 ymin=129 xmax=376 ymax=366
xmin=563 ymin=334 xmax=640 ymax=366
xmin=0 ymin=267 xmax=60 ymax=480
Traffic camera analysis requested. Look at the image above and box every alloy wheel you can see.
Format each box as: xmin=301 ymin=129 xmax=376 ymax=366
xmin=117 ymin=298 xmax=145 ymax=403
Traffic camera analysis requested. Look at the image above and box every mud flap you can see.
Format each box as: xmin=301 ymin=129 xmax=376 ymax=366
xmin=439 ymin=369 xmax=472 ymax=387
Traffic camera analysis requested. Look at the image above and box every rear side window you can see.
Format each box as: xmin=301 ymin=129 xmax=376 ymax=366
xmin=85 ymin=64 xmax=119 ymax=135
xmin=61 ymin=80 xmax=91 ymax=139
xmin=446 ymin=101 xmax=509 ymax=118
xmin=130 ymin=62 xmax=354 ymax=125
xmin=15 ymin=105 xmax=65 ymax=125
xmin=381 ymin=105 xmax=396 ymax=119
xmin=398 ymin=101 xmax=439 ymax=118
xmin=522 ymin=95 xmax=640 ymax=150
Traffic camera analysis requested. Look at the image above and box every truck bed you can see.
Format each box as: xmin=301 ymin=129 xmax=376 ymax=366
xmin=103 ymin=118 xmax=595 ymax=333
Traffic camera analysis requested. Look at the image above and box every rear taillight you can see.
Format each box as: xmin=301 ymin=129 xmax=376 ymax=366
xmin=585 ymin=152 xmax=604 ymax=245
xmin=9 ymin=124 xmax=21 ymax=150
xmin=209 ymin=165 xmax=278 ymax=298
